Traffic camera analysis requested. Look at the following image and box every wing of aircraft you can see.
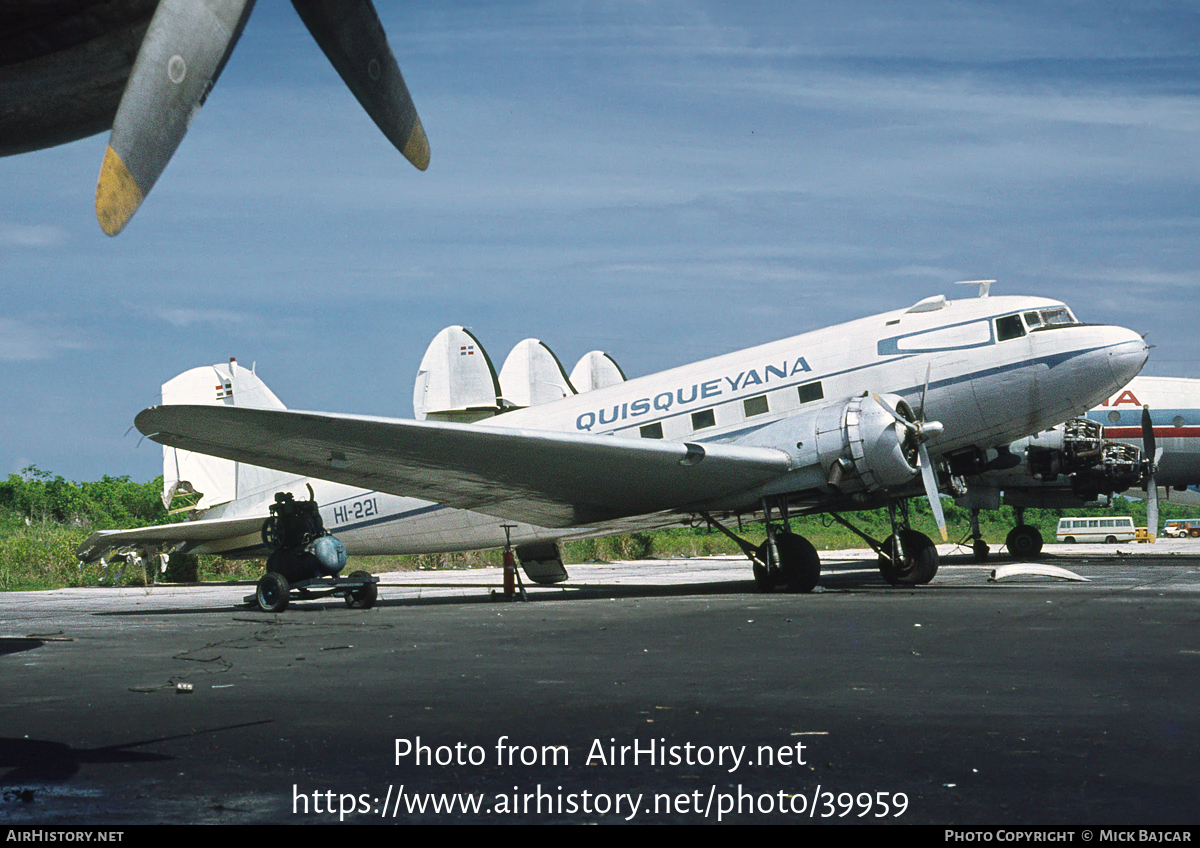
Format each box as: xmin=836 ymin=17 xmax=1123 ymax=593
xmin=1 ymin=0 xmax=428 ymax=235
xmin=134 ymin=405 xmax=794 ymax=528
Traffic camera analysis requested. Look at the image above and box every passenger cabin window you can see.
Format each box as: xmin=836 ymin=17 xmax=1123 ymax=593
xmin=691 ymin=409 xmax=716 ymax=430
xmin=996 ymin=314 xmax=1026 ymax=341
xmin=744 ymin=395 xmax=769 ymax=417
xmin=640 ymin=422 xmax=663 ymax=439
xmin=798 ymin=381 xmax=824 ymax=404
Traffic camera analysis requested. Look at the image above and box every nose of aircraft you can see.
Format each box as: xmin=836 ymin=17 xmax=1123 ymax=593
xmin=1105 ymin=327 xmax=1150 ymax=387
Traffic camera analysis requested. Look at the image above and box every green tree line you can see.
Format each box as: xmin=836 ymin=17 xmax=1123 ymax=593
xmin=2 ymin=463 xmax=1195 ymax=591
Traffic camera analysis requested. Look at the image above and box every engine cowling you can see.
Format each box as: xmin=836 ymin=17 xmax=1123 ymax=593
xmin=815 ymin=392 xmax=920 ymax=494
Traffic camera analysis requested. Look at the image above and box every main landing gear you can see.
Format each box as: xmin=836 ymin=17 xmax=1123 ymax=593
xmin=828 ymin=499 xmax=939 ymax=586
xmin=702 ymin=498 xmax=821 ymax=593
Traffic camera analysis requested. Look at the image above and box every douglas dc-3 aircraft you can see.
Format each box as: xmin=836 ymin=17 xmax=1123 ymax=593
xmin=957 ymin=376 xmax=1200 ymax=558
xmin=0 ymin=0 xmax=428 ymax=235
xmin=79 ymin=286 xmax=1149 ymax=593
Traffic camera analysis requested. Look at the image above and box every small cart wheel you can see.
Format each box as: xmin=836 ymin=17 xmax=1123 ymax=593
xmin=345 ymin=570 xmax=377 ymax=609
xmin=256 ymin=572 xmax=290 ymax=612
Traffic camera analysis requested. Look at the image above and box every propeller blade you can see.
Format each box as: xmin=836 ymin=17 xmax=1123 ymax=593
xmin=1141 ymin=405 xmax=1159 ymax=542
xmin=919 ymin=443 xmax=948 ymax=542
xmin=292 ymin=0 xmax=430 ymax=171
xmin=1141 ymin=404 xmax=1157 ymax=466
xmin=918 ymin=363 xmax=931 ymax=422
xmin=1146 ymin=470 xmax=1159 ymax=543
xmin=96 ymin=0 xmax=255 ymax=235
xmin=871 ymin=392 xmax=919 ymax=434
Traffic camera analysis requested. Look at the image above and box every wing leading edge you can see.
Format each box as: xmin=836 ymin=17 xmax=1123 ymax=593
xmin=135 ymin=405 xmax=794 ymax=527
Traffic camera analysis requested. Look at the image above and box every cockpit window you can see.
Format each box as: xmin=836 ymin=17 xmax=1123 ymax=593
xmin=996 ymin=314 xmax=1026 ymax=341
xmin=1025 ymin=306 xmax=1079 ymax=330
xmin=1040 ymin=306 xmax=1076 ymax=326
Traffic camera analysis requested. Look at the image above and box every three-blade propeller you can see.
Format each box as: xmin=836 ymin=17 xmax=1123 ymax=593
xmin=873 ymin=385 xmax=948 ymax=542
xmin=96 ymin=0 xmax=429 ymax=235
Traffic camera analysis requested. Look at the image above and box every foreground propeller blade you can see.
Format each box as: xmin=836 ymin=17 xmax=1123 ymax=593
xmin=292 ymin=0 xmax=430 ymax=171
xmin=96 ymin=0 xmax=256 ymax=235
xmin=918 ymin=443 xmax=948 ymax=542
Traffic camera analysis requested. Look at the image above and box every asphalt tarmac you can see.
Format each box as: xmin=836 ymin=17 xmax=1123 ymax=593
xmin=1 ymin=541 xmax=1197 ymax=825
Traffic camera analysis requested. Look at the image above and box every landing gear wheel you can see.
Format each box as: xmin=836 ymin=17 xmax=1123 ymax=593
xmin=753 ymin=533 xmax=821 ymax=593
xmin=972 ymin=539 xmax=990 ymax=563
xmin=879 ymin=529 xmax=939 ymax=586
xmin=776 ymin=532 xmax=821 ymax=593
xmin=1006 ymin=525 xmax=1044 ymax=559
xmin=256 ymin=572 xmax=290 ymax=612
xmin=345 ymin=570 xmax=378 ymax=609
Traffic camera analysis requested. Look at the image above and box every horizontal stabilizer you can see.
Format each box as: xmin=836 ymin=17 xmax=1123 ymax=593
xmin=569 ymin=351 xmax=626 ymax=393
xmin=136 ymin=404 xmax=794 ymax=528
xmin=76 ymin=513 xmax=267 ymax=564
xmin=413 ymin=326 xmax=503 ymax=422
xmin=498 ymin=339 xmax=576 ymax=408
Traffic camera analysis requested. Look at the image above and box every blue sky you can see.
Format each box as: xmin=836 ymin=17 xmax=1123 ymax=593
xmin=3 ymin=1 xmax=1199 ymax=484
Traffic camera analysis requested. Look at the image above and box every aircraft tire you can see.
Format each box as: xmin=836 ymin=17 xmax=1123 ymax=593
xmin=345 ymin=571 xmax=378 ymax=609
xmin=879 ymin=529 xmax=939 ymax=586
xmin=256 ymin=572 xmax=290 ymax=612
xmin=1006 ymin=525 xmax=1044 ymax=559
xmin=751 ymin=544 xmax=775 ymax=592
xmin=776 ymin=532 xmax=821 ymax=593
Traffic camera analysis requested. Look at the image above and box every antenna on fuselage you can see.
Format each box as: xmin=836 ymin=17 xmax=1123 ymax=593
xmin=955 ymin=279 xmax=996 ymax=298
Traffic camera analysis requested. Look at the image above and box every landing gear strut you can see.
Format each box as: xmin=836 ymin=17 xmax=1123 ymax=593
xmin=827 ymin=499 xmax=939 ymax=586
xmin=969 ymin=508 xmax=990 ymax=562
xmin=702 ymin=498 xmax=821 ymax=593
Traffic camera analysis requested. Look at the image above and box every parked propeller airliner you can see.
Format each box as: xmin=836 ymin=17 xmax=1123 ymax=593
xmin=957 ymin=376 xmax=1200 ymax=558
xmin=79 ymin=286 xmax=1149 ymax=593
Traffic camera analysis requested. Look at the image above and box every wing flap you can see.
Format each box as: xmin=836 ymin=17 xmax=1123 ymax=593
xmin=135 ymin=405 xmax=793 ymax=527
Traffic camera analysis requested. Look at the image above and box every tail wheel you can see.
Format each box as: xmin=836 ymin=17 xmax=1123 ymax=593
xmin=879 ymin=529 xmax=938 ymax=586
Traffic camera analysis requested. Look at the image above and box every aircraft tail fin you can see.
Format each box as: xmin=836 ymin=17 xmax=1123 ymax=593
xmin=569 ymin=350 xmax=626 ymax=392
xmin=498 ymin=339 xmax=576 ymax=408
xmin=413 ymin=326 xmax=504 ymax=421
xmin=160 ymin=358 xmax=292 ymax=514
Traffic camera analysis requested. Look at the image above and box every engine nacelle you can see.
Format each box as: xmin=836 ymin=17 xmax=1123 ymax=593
xmin=815 ymin=392 xmax=920 ymax=494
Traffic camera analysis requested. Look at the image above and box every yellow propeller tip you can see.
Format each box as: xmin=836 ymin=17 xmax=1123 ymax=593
xmin=95 ymin=146 xmax=144 ymax=236
xmin=403 ymin=116 xmax=430 ymax=171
